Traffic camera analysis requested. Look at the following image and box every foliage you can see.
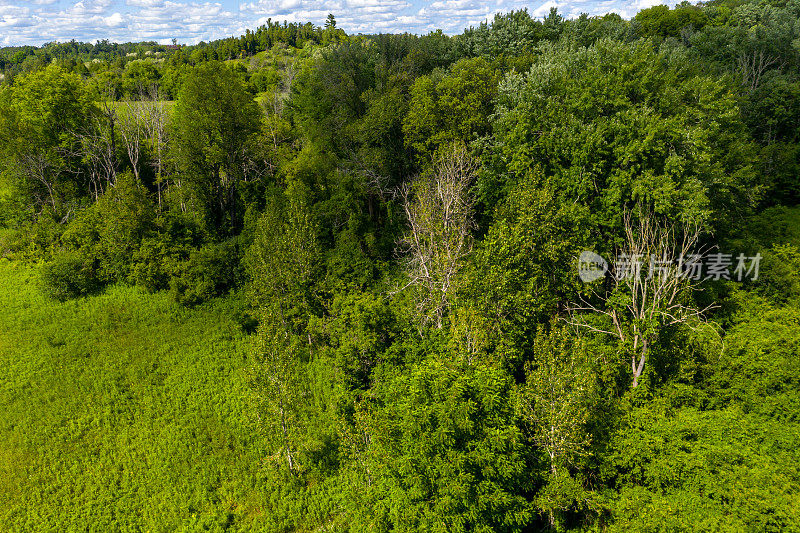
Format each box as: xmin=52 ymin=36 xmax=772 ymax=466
xmin=3 ymin=3 xmax=800 ymax=530
xmin=245 ymin=189 xmax=320 ymax=331
xmin=403 ymin=57 xmax=499 ymax=164
xmin=170 ymin=238 xmax=244 ymax=306
xmin=360 ymin=357 xmax=533 ymax=531
xmin=62 ymin=171 xmax=156 ymax=283
xmin=491 ymin=39 xmax=758 ymax=237
xmin=519 ymin=328 xmax=598 ymax=528
xmin=39 ymin=250 xmax=100 ymax=301
xmin=171 ymin=61 xmax=261 ymax=238
xmin=0 ymin=65 xmax=97 ymax=218
xmin=0 ymin=261 xmax=285 ymax=530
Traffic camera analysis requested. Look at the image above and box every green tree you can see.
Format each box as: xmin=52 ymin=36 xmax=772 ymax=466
xmin=357 ymin=357 xmax=533 ymax=531
xmin=490 ymin=39 xmax=758 ymax=237
xmin=325 ymin=13 xmax=336 ymax=30
xmin=249 ymin=318 xmax=311 ymax=474
xmin=245 ymin=189 xmax=320 ymax=333
xmin=0 ymin=65 xmax=97 ymax=219
xmin=403 ymin=56 xmax=499 ymax=164
xmin=172 ymin=61 xmax=261 ymax=237
xmin=62 ymin=171 xmax=156 ymax=284
xmin=466 ymin=173 xmax=589 ymax=368
xmin=519 ymin=328 xmax=597 ymax=527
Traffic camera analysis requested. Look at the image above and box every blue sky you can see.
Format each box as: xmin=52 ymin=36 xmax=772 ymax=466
xmin=0 ymin=0 xmax=674 ymax=46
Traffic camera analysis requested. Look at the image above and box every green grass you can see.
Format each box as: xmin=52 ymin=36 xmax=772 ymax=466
xmin=0 ymin=260 xmax=270 ymax=531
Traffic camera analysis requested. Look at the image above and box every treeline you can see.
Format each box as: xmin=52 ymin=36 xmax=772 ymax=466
xmin=0 ymin=18 xmax=343 ymax=98
xmin=1 ymin=0 xmax=800 ymax=530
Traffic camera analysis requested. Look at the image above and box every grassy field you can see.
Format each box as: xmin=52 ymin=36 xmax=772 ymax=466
xmin=110 ymin=99 xmax=176 ymax=118
xmin=0 ymin=260 xmax=270 ymax=531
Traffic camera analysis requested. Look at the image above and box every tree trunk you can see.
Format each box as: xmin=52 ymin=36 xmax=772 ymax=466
xmin=278 ymin=397 xmax=295 ymax=473
xmin=632 ymin=338 xmax=649 ymax=388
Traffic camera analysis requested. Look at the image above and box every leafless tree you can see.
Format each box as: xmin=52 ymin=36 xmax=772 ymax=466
xmin=259 ymin=92 xmax=288 ymax=161
xmin=397 ymin=142 xmax=478 ymax=329
xmin=115 ymin=86 xmax=170 ymax=208
xmin=76 ymin=101 xmax=118 ymax=199
xmin=737 ymin=49 xmax=779 ymax=92
xmin=567 ymin=207 xmax=712 ymax=388
xmin=17 ymin=152 xmax=58 ymax=213
xmin=120 ymin=100 xmax=144 ymax=183
xmin=143 ymin=87 xmax=169 ymax=209
xmin=280 ymin=57 xmax=297 ymax=98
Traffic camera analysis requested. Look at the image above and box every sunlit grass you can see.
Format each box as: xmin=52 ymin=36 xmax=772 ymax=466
xmin=0 ymin=260 xmax=270 ymax=530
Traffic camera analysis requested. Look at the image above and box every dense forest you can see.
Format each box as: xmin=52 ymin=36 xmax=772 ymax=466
xmin=1 ymin=0 xmax=799 ymax=530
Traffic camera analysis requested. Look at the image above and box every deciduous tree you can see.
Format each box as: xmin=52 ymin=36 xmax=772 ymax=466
xmin=398 ymin=142 xmax=477 ymax=329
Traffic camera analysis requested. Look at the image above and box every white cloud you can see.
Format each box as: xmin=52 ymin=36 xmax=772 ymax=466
xmin=126 ymin=0 xmax=166 ymax=7
xmin=0 ymin=0 xmax=680 ymax=46
xmin=105 ymin=11 xmax=125 ymax=25
xmin=531 ymin=0 xmax=559 ymax=17
xmin=69 ymin=0 xmax=114 ymax=15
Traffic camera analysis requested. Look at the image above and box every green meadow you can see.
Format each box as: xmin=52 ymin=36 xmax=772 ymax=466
xmin=0 ymin=260 xmax=266 ymax=530
xmin=3 ymin=2 xmax=800 ymax=529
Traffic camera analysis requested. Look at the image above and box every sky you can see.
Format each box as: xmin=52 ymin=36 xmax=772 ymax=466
xmin=0 ymin=0 xmax=674 ymax=47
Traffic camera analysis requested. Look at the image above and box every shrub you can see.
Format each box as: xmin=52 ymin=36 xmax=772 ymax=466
xmin=0 ymin=228 xmax=25 ymax=259
xmin=10 ymin=215 xmax=65 ymax=261
xmin=170 ymin=238 xmax=244 ymax=306
xmin=62 ymin=172 xmax=156 ymax=284
xmin=128 ymin=235 xmax=181 ymax=293
xmin=40 ymin=251 xmax=99 ymax=301
xmin=757 ymin=244 xmax=800 ymax=303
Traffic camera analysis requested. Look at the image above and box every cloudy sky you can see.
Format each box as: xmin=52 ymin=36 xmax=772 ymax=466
xmin=1 ymin=0 xmax=673 ymax=46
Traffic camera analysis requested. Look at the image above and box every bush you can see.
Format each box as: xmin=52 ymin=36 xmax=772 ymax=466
xmin=6 ymin=215 xmax=65 ymax=261
xmin=128 ymin=235 xmax=179 ymax=293
xmin=757 ymin=244 xmax=800 ymax=303
xmin=170 ymin=239 xmax=244 ymax=306
xmin=129 ymin=213 xmax=204 ymax=293
xmin=62 ymin=172 xmax=156 ymax=285
xmin=40 ymin=251 xmax=99 ymax=301
xmin=0 ymin=228 xmax=25 ymax=259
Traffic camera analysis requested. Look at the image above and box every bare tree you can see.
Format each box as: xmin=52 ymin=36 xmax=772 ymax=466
xmin=398 ymin=142 xmax=478 ymax=329
xmin=76 ymin=101 xmax=118 ymax=199
xmin=17 ymin=152 xmax=59 ymax=213
xmin=120 ymin=100 xmax=144 ymax=183
xmin=567 ymin=208 xmax=711 ymax=388
xmin=736 ymin=49 xmax=779 ymax=92
xmin=280 ymin=56 xmax=297 ymax=99
xmin=143 ymin=87 xmax=169 ymax=209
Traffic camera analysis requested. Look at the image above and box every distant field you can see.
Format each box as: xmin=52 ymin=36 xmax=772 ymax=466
xmin=109 ymin=99 xmax=176 ymax=117
xmin=0 ymin=261 xmax=269 ymax=530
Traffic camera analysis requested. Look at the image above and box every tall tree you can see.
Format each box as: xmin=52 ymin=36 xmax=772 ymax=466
xmin=568 ymin=208 xmax=710 ymax=388
xmin=245 ymin=190 xmax=320 ymax=333
xmin=398 ymin=142 xmax=477 ymax=329
xmin=0 ymin=65 xmax=96 ymax=219
xmin=490 ymin=39 xmax=759 ymax=237
xmin=172 ymin=61 xmax=260 ymax=237
xmin=249 ymin=317 xmax=310 ymax=474
xmin=403 ymin=56 xmax=499 ymax=164
xmin=519 ymin=328 xmax=596 ymax=528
